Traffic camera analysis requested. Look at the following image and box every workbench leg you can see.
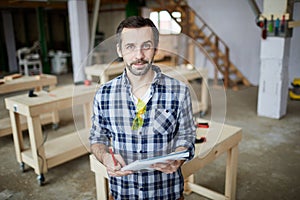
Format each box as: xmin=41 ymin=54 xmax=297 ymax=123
xmin=225 ymin=145 xmax=239 ymax=200
xmin=95 ymin=172 xmax=108 ymax=200
xmin=201 ymin=72 xmax=208 ymax=115
xmin=51 ymin=111 xmax=60 ymax=130
xmin=183 ymin=174 xmax=194 ymax=195
xmin=35 ymin=86 xmax=42 ymax=92
xmin=48 ymin=84 xmax=56 ymax=91
xmin=100 ymin=74 xmax=108 ymax=84
xmin=83 ymin=102 xmax=92 ymax=129
xmin=86 ymin=75 xmax=92 ymax=81
xmin=9 ymin=111 xmax=25 ymax=164
xmin=27 ymin=116 xmax=47 ymax=176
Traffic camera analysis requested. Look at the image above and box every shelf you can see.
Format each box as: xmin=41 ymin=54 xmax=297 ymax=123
xmin=22 ymin=128 xmax=90 ymax=169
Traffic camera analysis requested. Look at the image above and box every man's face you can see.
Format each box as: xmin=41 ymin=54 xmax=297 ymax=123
xmin=117 ymin=27 xmax=156 ymax=76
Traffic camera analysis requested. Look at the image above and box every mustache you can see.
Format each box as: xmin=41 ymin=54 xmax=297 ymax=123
xmin=131 ymin=59 xmax=149 ymax=65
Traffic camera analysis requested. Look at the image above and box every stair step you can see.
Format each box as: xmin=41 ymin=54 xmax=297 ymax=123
xmin=207 ymin=48 xmax=216 ymax=54
xmin=219 ymin=65 xmax=237 ymax=74
xmin=232 ymin=77 xmax=243 ymax=84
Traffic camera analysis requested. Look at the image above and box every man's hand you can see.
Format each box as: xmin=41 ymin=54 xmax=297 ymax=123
xmin=91 ymin=144 xmax=132 ymax=177
xmin=151 ymin=159 xmax=185 ymax=174
xmin=102 ymin=152 xmax=133 ymax=177
xmin=151 ymin=146 xmax=187 ymax=174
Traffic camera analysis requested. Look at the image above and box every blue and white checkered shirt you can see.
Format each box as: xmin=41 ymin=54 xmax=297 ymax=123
xmin=90 ymin=65 xmax=196 ymax=200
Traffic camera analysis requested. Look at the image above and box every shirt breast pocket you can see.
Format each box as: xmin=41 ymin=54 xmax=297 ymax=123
xmin=153 ymin=108 xmax=177 ymax=136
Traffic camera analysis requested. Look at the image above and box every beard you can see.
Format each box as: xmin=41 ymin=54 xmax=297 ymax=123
xmin=126 ymin=59 xmax=153 ymax=76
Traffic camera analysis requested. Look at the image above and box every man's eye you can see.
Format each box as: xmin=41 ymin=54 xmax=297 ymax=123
xmin=142 ymin=43 xmax=151 ymax=50
xmin=126 ymin=45 xmax=135 ymax=51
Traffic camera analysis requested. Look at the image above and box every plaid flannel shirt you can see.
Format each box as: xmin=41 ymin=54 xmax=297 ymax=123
xmin=89 ymin=65 xmax=196 ymax=200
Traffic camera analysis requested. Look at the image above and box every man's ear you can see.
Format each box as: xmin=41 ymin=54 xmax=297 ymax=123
xmin=116 ymin=44 xmax=122 ymax=58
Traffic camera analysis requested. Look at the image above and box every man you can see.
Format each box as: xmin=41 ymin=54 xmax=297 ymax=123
xmin=89 ymin=16 xmax=195 ymax=200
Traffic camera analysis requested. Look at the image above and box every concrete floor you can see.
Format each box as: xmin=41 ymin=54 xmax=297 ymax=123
xmin=0 ymin=73 xmax=299 ymax=200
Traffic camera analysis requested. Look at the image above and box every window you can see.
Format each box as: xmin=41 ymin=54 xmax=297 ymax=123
xmin=150 ymin=10 xmax=181 ymax=34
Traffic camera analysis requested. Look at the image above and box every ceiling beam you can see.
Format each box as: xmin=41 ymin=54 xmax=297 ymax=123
xmin=0 ymin=1 xmax=67 ymax=9
xmin=0 ymin=0 xmax=129 ymax=9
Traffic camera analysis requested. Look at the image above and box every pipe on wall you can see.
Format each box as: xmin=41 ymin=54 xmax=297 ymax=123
xmin=247 ymin=0 xmax=261 ymax=16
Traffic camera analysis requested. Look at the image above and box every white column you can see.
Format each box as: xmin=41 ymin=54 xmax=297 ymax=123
xmin=2 ymin=11 xmax=18 ymax=72
xmin=68 ymin=0 xmax=90 ymax=83
xmin=257 ymin=0 xmax=292 ymax=119
xmin=257 ymin=38 xmax=290 ymax=119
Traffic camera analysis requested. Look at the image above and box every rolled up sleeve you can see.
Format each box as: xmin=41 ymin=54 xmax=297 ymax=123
xmin=174 ymin=87 xmax=196 ymax=160
xmin=89 ymin=91 xmax=111 ymax=147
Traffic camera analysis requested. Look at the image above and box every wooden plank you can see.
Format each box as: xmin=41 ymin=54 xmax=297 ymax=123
xmin=45 ymin=131 xmax=89 ymax=168
xmin=83 ymin=102 xmax=92 ymax=129
xmin=288 ymin=20 xmax=300 ymax=28
xmin=21 ymin=132 xmax=89 ymax=170
xmin=225 ymin=145 xmax=239 ymax=200
xmin=0 ymin=74 xmax=57 ymax=94
xmin=201 ymin=70 xmax=208 ymax=113
xmin=191 ymin=99 xmax=201 ymax=114
xmin=90 ymin=154 xmax=109 ymax=200
xmin=22 ymin=149 xmax=36 ymax=169
xmin=85 ymin=62 xmax=124 ymax=82
xmin=90 ymin=154 xmax=109 ymax=178
xmin=164 ymin=68 xmax=202 ymax=82
xmin=5 ymin=84 xmax=97 ymax=117
xmin=26 ymin=116 xmax=47 ymax=174
xmin=0 ymin=113 xmax=54 ymax=137
xmin=8 ymin=111 xmax=24 ymax=163
xmin=3 ymin=73 xmax=22 ymax=80
xmin=187 ymin=182 xmax=227 ymax=200
xmin=95 ymin=172 xmax=109 ymax=200
xmin=260 ymin=13 xmax=290 ymax=21
xmin=184 ymin=175 xmax=194 ymax=195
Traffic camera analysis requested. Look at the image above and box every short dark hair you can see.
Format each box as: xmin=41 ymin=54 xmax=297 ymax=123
xmin=116 ymin=16 xmax=159 ymax=49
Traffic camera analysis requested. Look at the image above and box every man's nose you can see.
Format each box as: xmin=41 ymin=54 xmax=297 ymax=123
xmin=135 ymin=48 xmax=145 ymax=59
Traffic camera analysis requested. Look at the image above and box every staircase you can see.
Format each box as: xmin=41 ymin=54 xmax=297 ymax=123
xmin=154 ymin=0 xmax=251 ymax=89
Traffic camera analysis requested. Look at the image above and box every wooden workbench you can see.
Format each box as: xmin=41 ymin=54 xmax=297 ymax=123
xmin=182 ymin=121 xmax=242 ymax=200
xmin=89 ymin=121 xmax=242 ymax=200
xmin=85 ymin=63 xmax=208 ymax=115
xmin=5 ymin=84 xmax=97 ymax=185
xmin=0 ymin=74 xmax=57 ymax=94
xmin=0 ymin=74 xmax=58 ymax=137
xmin=85 ymin=62 xmax=124 ymax=84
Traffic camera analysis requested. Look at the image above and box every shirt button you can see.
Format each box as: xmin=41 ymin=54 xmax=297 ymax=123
xmin=139 ymin=131 xmax=142 ymax=135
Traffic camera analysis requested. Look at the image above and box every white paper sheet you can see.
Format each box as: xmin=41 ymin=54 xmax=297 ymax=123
xmin=121 ymin=150 xmax=190 ymax=171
